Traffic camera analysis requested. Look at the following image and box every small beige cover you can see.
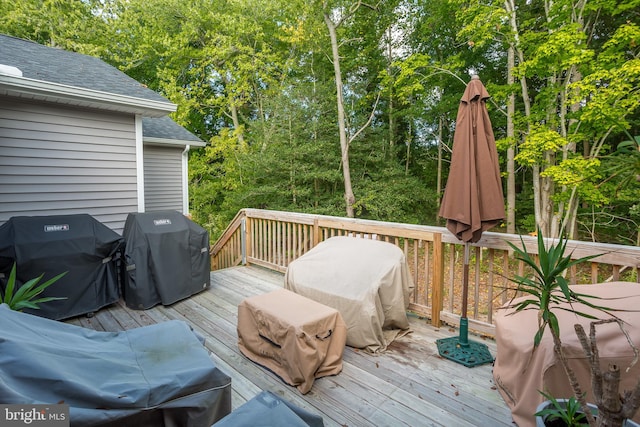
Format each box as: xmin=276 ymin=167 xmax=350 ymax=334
xmin=237 ymin=288 xmax=347 ymax=394
xmin=493 ymin=282 xmax=640 ymax=426
xmin=284 ymin=236 xmax=414 ymax=353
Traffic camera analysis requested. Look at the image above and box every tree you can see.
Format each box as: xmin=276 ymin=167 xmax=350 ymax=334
xmin=0 ymin=0 xmax=107 ymax=54
xmin=457 ymin=0 xmax=640 ymax=238
xmin=104 ymin=0 xmax=295 ymax=138
xmin=320 ymin=0 xmax=376 ymax=217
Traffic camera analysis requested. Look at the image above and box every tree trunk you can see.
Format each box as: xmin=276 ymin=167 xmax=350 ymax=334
xmin=551 ymin=329 xmax=597 ymax=426
xmin=505 ymin=0 xmax=535 ymax=232
xmin=506 ymin=44 xmax=516 ymax=234
xmin=229 ymin=102 xmax=245 ymax=147
xmin=596 ymin=365 xmax=626 ymax=427
xmin=324 ymin=10 xmax=355 ymax=218
xmin=289 ymin=115 xmax=297 ymax=205
xmin=437 ymin=116 xmax=443 ymax=210
xmin=533 ymin=165 xmax=546 ymax=235
xmin=405 ymin=122 xmax=411 ymax=175
xmin=387 ymin=26 xmax=394 ymax=153
xmin=575 ymin=320 xmax=640 ymax=427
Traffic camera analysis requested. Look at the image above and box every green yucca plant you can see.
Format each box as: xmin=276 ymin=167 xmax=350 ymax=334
xmin=505 ymin=227 xmax=612 ymax=351
xmin=1 ymin=263 xmax=67 ymax=311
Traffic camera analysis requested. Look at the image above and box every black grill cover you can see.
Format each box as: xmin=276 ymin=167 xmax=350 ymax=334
xmin=0 ymin=214 xmax=123 ymax=320
xmin=122 ymin=211 xmax=210 ymax=310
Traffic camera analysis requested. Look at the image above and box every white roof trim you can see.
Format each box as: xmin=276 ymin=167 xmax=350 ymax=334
xmin=0 ymin=74 xmax=176 ymax=117
xmin=143 ymin=136 xmax=206 ymax=148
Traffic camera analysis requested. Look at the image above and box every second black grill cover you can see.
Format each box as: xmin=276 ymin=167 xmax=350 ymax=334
xmin=122 ymin=211 xmax=210 ymax=310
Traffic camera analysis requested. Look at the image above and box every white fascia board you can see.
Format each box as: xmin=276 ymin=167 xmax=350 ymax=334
xmin=0 ymin=74 xmax=176 ymax=117
xmin=182 ymin=145 xmax=190 ymax=215
xmin=144 ymin=136 xmax=206 ymax=148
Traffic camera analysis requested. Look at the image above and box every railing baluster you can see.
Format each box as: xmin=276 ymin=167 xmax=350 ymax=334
xmin=448 ymin=244 xmax=455 ymax=312
xmin=502 ymin=252 xmax=510 ymax=305
xmin=487 ymin=249 xmax=495 ymax=324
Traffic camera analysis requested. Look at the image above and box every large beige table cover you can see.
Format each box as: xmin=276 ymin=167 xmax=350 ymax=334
xmin=284 ymin=236 xmax=414 ymax=353
xmin=238 ymin=288 xmax=347 ymax=394
xmin=493 ymin=282 xmax=640 ymax=426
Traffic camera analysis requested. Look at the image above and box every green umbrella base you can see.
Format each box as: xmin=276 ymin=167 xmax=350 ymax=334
xmin=436 ymin=336 xmax=494 ymax=368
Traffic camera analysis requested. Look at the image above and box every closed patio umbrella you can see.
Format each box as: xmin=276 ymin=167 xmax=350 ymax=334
xmin=437 ymin=75 xmax=505 ymax=367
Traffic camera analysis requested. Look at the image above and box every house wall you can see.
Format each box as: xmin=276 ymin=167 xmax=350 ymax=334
xmin=143 ymin=144 xmax=184 ymax=213
xmin=0 ymin=98 xmax=138 ymax=233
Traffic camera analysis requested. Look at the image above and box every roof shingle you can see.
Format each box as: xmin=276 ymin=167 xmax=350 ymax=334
xmin=0 ymin=34 xmax=168 ymax=104
xmin=0 ymin=34 xmax=204 ymax=146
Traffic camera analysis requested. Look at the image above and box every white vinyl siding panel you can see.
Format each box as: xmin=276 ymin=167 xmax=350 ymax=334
xmin=0 ymin=98 xmax=137 ymax=233
xmin=143 ymin=145 xmax=183 ymax=212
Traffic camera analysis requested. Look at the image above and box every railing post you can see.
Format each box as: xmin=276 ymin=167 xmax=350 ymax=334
xmin=241 ymin=217 xmax=247 ymax=265
xmin=245 ymin=213 xmax=252 ymax=266
xmin=431 ymin=232 xmax=444 ymax=327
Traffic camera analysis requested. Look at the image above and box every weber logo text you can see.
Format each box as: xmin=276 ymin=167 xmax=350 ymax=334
xmin=153 ymin=219 xmax=172 ymax=226
xmin=44 ymin=224 xmax=69 ymax=232
xmin=1 ymin=404 xmax=69 ymax=426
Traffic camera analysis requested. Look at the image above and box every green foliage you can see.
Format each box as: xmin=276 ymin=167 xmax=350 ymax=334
xmin=515 ymin=126 xmax=567 ymax=166
xmin=535 ymin=392 xmax=590 ymax=427
xmin=0 ymin=0 xmax=108 ymax=54
xmin=542 ymin=158 xmax=601 ymax=187
xmin=1 ymin=263 xmax=67 ymax=311
xmin=518 ymin=23 xmax=593 ymax=77
xmin=573 ymin=61 xmax=640 ymax=139
xmin=580 ymin=135 xmax=640 ymax=244
xmin=354 ymin=165 xmax=439 ymax=225
xmin=543 ymin=157 xmax=608 ymax=205
xmin=611 ymin=136 xmax=640 ymax=185
xmin=454 ymin=0 xmax=507 ymax=50
xmin=1 ymin=0 xmax=638 ymax=245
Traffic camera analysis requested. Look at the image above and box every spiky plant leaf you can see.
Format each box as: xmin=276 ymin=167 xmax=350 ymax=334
xmin=2 ymin=263 xmax=18 ymax=304
xmin=1 ymin=263 xmax=67 ymax=311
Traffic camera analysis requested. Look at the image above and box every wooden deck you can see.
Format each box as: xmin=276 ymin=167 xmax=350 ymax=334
xmin=68 ymin=266 xmax=515 ymax=427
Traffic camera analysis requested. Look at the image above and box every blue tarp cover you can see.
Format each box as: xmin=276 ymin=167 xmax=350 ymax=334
xmin=213 ymin=391 xmax=324 ymax=427
xmin=0 ymin=304 xmax=231 ymax=426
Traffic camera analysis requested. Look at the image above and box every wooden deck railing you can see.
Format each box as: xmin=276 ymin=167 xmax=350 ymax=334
xmin=210 ymin=208 xmax=640 ymax=337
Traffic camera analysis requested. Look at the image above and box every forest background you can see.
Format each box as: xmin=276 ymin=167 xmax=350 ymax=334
xmin=1 ymin=0 xmax=638 ymax=244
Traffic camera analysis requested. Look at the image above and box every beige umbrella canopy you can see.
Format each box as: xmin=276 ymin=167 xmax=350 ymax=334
xmin=436 ymin=75 xmax=505 ymax=367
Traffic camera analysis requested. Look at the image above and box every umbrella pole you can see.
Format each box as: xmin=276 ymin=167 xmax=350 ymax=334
xmin=436 ymin=242 xmax=493 ymax=367
xmin=459 ymin=243 xmax=470 ymax=347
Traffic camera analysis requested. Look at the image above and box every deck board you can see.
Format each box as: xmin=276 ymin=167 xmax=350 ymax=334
xmin=67 ymin=265 xmax=515 ymax=427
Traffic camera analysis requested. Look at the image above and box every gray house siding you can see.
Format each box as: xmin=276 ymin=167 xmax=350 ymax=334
xmin=143 ymin=144 xmax=183 ymax=212
xmin=0 ymin=98 xmax=137 ymax=232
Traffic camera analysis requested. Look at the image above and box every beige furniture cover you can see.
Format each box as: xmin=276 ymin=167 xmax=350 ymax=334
xmin=238 ymin=288 xmax=347 ymax=394
xmin=493 ymin=282 xmax=640 ymax=427
xmin=284 ymin=236 xmax=414 ymax=353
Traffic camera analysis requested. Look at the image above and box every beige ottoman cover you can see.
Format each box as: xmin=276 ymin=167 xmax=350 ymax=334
xmin=238 ymin=288 xmax=347 ymax=394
